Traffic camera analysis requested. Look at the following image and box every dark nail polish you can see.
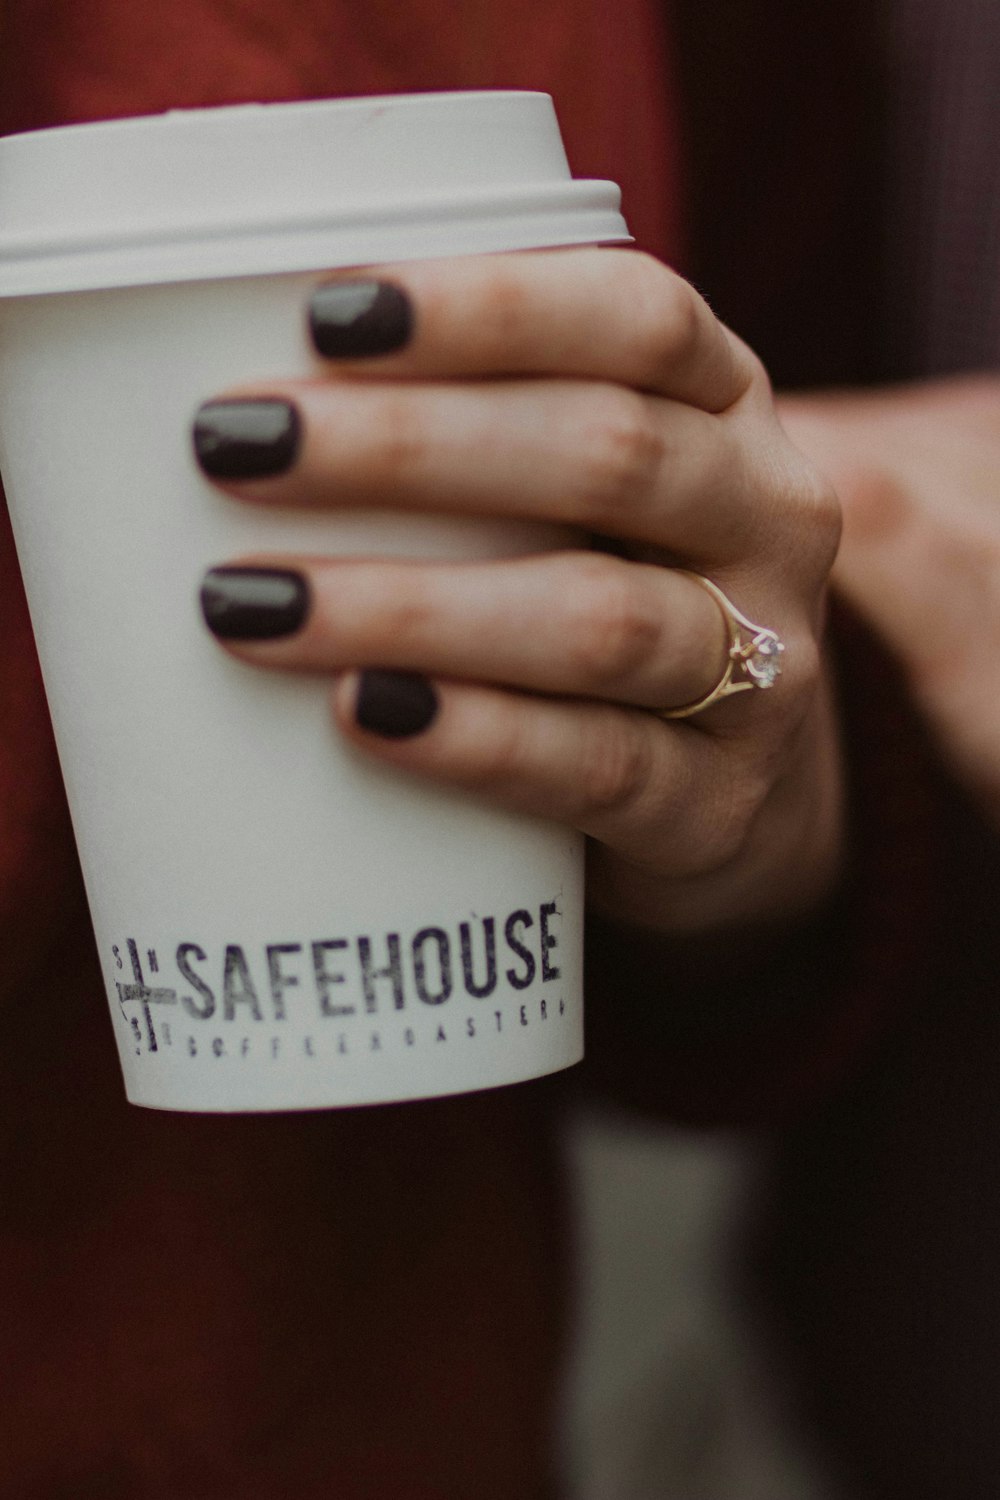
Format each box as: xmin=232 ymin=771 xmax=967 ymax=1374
xmin=200 ymin=567 xmax=309 ymax=640
xmin=193 ymin=399 xmax=300 ymax=480
xmin=355 ymin=671 xmax=438 ymax=738
xmin=309 ymin=280 xmax=414 ymax=359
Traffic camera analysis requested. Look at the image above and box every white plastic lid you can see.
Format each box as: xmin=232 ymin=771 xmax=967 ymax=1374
xmin=0 ymin=92 xmax=630 ymax=297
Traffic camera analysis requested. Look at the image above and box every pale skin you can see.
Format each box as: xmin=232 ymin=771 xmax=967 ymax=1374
xmin=200 ymin=248 xmax=843 ymax=940
xmin=780 ymin=374 xmax=1000 ymax=826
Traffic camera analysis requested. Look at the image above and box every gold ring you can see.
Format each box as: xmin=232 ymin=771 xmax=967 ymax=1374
xmin=658 ymin=571 xmax=785 ymax=720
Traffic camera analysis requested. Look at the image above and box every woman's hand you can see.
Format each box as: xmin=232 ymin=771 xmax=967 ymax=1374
xmin=195 ymin=249 xmax=842 ymax=936
xmin=780 ymin=376 xmax=1000 ymax=825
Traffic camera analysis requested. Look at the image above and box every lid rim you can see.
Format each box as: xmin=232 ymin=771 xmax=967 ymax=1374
xmin=0 ymin=201 xmax=631 ymax=300
xmin=0 ymin=179 xmax=621 ymax=260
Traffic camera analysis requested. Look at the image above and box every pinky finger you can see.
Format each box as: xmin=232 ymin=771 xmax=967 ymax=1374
xmin=332 ymin=669 xmax=733 ymax=878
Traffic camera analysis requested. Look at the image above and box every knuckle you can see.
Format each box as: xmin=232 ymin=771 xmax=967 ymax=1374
xmin=363 ymin=391 xmax=428 ymax=483
xmin=805 ymin=465 xmax=844 ymax=569
xmin=711 ymin=766 xmax=774 ymax=865
xmin=786 ymin=630 xmax=823 ymax=702
xmin=787 ymin=459 xmax=843 ymax=586
xmin=729 ymin=326 xmax=771 ymax=386
xmin=448 ymin=703 xmax=532 ymax=795
xmin=657 ymin=283 xmax=703 ymax=367
xmin=736 ymin=344 xmax=772 ymax=404
xmin=483 ymin=271 xmax=533 ymax=345
xmin=366 ymin=569 xmax=437 ymax=643
xmin=791 ymin=640 xmax=830 ymax=743
xmin=577 ymin=719 xmax=653 ymax=816
xmin=771 ymin=434 xmax=843 ymax=532
xmin=450 ymin=263 xmax=533 ymax=357
xmin=575 ymin=388 xmax=664 ymax=516
xmin=564 ymin=560 xmax=661 ymax=689
xmin=677 ymin=741 xmax=776 ymax=875
xmin=629 ymin=254 xmax=705 ymax=369
xmin=748 ymin=439 xmax=843 ymax=581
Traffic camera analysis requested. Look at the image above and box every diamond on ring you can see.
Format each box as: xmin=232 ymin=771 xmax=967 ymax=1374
xmin=738 ymin=630 xmax=785 ymax=689
xmin=658 ymin=573 xmax=786 ymax=720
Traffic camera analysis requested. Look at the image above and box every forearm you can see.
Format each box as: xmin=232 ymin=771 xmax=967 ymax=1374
xmin=779 ymin=375 xmax=1000 ymax=820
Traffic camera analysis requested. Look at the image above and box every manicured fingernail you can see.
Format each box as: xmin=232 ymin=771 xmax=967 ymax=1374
xmin=355 ymin=671 xmax=438 ymax=738
xmin=309 ymin=280 xmax=414 ymax=358
xmin=200 ymin=567 xmax=309 ymax=640
xmin=193 ymin=399 xmax=301 ymax=480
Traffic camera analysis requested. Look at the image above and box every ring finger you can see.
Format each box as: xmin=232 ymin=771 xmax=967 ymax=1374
xmin=199 ymin=550 xmax=760 ymax=713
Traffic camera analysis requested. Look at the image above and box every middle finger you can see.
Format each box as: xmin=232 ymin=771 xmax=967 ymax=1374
xmin=193 ymin=378 xmax=754 ymax=560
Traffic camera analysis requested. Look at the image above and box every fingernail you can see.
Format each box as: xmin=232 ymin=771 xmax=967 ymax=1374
xmin=193 ymin=399 xmax=301 ymax=480
xmin=355 ymin=671 xmax=438 ymax=738
xmin=309 ymin=280 xmax=414 ymax=359
xmin=200 ymin=567 xmax=309 ymax=640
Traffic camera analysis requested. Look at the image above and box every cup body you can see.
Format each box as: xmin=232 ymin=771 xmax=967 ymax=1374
xmin=0 ymin=93 xmax=629 ymax=1111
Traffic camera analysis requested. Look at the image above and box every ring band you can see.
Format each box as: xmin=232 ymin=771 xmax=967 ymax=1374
xmin=658 ymin=571 xmax=785 ymax=720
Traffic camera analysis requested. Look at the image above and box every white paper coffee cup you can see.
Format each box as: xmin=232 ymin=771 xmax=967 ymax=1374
xmin=0 ymin=92 xmax=630 ymax=1111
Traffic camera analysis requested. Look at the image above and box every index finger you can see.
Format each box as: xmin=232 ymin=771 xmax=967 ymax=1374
xmin=307 ymin=249 xmax=757 ymax=414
